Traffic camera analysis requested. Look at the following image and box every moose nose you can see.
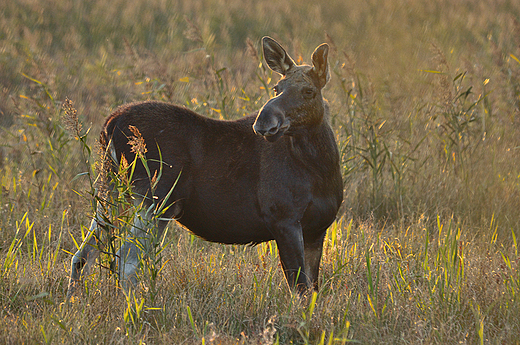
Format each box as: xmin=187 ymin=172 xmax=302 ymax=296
xmin=253 ymin=114 xmax=290 ymax=142
xmin=253 ymin=124 xmax=279 ymax=137
xmin=253 ymin=104 xmax=285 ymax=136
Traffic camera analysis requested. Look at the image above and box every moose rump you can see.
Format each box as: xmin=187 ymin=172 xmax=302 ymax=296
xmin=67 ymin=36 xmax=343 ymax=298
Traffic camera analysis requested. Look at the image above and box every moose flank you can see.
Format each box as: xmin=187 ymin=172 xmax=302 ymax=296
xmin=67 ymin=37 xmax=343 ymax=299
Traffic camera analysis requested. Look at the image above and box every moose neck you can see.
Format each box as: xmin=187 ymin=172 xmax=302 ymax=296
xmin=285 ymin=108 xmax=338 ymax=176
xmin=288 ymin=121 xmax=333 ymax=155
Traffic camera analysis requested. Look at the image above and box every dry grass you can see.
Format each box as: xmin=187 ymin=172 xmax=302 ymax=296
xmin=1 ymin=0 xmax=520 ymax=343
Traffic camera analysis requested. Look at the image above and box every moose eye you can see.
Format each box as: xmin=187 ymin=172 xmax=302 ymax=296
xmin=302 ymin=87 xmax=315 ymax=99
xmin=272 ymin=85 xmax=280 ymax=96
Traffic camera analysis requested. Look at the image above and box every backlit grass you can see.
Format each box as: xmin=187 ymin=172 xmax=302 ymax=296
xmin=1 ymin=0 xmax=520 ymax=343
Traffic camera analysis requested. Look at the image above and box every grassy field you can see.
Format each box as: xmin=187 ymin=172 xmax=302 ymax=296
xmin=1 ymin=0 xmax=520 ymax=343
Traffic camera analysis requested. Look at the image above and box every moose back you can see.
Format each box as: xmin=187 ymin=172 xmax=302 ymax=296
xmin=67 ymin=37 xmax=343 ymax=298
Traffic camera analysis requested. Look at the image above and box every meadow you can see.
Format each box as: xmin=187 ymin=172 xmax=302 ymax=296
xmin=1 ymin=0 xmax=520 ymax=343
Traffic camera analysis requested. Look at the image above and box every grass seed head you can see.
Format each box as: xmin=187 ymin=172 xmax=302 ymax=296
xmin=61 ymin=98 xmax=82 ymax=139
xmin=183 ymin=15 xmax=203 ymax=43
xmin=128 ymin=125 xmax=147 ymax=157
xmin=246 ymin=37 xmax=260 ymax=63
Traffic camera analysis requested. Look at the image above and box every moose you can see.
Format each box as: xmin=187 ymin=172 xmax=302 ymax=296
xmin=67 ymin=37 xmax=343 ymax=299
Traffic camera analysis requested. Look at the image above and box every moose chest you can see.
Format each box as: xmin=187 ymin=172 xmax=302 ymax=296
xmin=254 ymin=136 xmax=341 ymax=234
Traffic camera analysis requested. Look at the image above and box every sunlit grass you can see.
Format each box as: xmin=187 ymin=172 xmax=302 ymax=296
xmin=1 ymin=0 xmax=520 ymax=343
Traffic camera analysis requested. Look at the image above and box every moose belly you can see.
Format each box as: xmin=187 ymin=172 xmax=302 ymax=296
xmin=176 ymin=187 xmax=273 ymax=245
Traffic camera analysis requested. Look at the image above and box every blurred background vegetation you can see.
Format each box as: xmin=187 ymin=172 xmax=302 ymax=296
xmin=2 ymin=0 xmax=520 ymax=229
xmin=1 ymin=0 xmax=520 ymax=343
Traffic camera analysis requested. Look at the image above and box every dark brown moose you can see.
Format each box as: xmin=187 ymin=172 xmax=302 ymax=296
xmin=67 ymin=37 xmax=343 ymax=299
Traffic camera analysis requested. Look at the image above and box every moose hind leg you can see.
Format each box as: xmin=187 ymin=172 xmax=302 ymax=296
xmin=117 ymin=239 xmax=139 ymax=291
xmin=67 ymin=216 xmax=102 ymax=300
xmin=117 ymin=209 xmax=168 ymax=293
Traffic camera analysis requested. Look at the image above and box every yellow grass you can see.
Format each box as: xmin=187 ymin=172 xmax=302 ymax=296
xmin=1 ymin=0 xmax=520 ymax=343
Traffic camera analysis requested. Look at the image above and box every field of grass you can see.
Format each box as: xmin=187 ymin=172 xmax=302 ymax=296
xmin=1 ymin=0 xmax=520 ymax=343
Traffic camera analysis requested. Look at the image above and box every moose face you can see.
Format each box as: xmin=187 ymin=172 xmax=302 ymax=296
xmin=253 ymin=37 xmax=330 ymax=142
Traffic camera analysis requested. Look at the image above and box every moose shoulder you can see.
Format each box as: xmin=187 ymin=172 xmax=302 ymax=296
xmin=67 ymin=37 xmax=343 ymax=298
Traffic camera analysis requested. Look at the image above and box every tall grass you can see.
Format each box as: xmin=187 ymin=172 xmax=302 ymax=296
xmin=1 ymin=0 xmax=520 ymax=343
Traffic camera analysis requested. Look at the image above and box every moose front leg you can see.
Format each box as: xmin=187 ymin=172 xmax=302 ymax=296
xmin=303 ymin=230 xmax=327 ymax=291
xmin=274 ymin=224 xmax=310 ymax=294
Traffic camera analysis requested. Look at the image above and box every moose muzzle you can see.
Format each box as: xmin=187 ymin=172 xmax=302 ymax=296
xmin=253 ymin=104 xmax=291 ymax=142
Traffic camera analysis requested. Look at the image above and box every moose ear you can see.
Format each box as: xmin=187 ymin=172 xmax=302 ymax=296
xmin=311 ymin=43 xmax=330 ymax=88
xmin=262 ymin=36 xmax=296 ymax=76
